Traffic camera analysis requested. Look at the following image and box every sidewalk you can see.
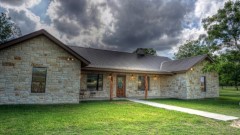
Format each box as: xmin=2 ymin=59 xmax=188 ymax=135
xmin=128 ymin=99 xmax=239 ymax=121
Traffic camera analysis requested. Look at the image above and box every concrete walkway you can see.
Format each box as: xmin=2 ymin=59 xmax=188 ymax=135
xmin=128 ymin=99 xmax=238 ymax=121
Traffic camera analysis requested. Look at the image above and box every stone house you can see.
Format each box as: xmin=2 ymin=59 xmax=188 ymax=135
xmin=0 ymin=30 xmax=219 ymax=104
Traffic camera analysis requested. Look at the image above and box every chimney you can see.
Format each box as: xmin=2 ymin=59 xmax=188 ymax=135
xmin=136 ymin=48 xmax=145 ymax=56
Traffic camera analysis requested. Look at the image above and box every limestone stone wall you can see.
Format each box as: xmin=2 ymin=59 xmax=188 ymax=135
xmin=0 ymin=36 xmax=81 ymax=104
xmin=125 ymin=74 xmax=161 ymax=98
xmin=159 ymin=74 xmax=187 ymax=99
xmin=159 ymin=60 xmax=219 ymax=99
xmin=80 ymin=72 xmax=161 ymax=99
xmin=186 ymin=61 xmax=219 ymax=99
xmin=80 ymin=73 xmax=110 ymax=98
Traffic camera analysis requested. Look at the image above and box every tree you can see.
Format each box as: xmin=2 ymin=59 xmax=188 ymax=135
xmin=174 ymin=34 xmax=217 ymax=59
xmin=0 ymin=12 xmax=21 ymax=44
xmin=133 ymin=48 xmax=157 ymax=56
xmin=202 ymin=0 xmax=240 ymax=51
xmin=201 ymin=0 xmax=240 ymax=90
xmin=203 ymin=50 xmax=240 ymax=90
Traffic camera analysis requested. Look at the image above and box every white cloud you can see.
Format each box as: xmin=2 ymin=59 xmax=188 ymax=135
xmin=0 ymin=0 xmax=41 ymax=9
xmin=171 ymin=0 xmax=228 ymax=58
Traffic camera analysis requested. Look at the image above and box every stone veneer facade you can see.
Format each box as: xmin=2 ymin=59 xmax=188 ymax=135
xmin=159 ymin=61 xmax=219 ymax=99
xmin=0 ymin=36 xmax=81 ymax=104
xmin=0 ymin=35 xmax=219 ymax=104
xmin=81 ymin=60 xmax=219 ymax=100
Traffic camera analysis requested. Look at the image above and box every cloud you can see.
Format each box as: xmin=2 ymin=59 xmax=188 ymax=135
xmin=7 ymin=9 xmax=38 ymax=34
xmin=47 ymin=0 xmax=102 ymax=38
xmin=0 ymin=0 xmax=25 ymax=6
xmin=0 ymin=0 xmax=41 ymax=8
xmin=0 ymin=0 xmax=43 ymax=34
xmin=102 ymin=0 xmax=195 ymax=52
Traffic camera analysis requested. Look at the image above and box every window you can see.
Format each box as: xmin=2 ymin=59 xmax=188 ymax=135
xmin=31 ymin=67 xmax=47 ymax=93
xmin=138 ymin=76 xmax=150 ymax=91
xmin=200 ymin=76 xmax=206 ymax=92
xmin=87 ymin=74 xmax=103 ymax=91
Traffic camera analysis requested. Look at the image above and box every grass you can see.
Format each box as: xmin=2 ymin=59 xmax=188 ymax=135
xmin=149 ymin=88 xmax=240 ymax=117
xmin=0 ymin=89 xmax=239 ymax=134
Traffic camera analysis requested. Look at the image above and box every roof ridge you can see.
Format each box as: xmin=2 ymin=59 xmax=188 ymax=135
xmin=68 ymin=45 xmax=171 ymax=59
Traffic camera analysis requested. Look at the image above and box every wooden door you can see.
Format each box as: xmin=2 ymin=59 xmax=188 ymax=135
xmin=116 ymin=75 xmax=126 ymax=97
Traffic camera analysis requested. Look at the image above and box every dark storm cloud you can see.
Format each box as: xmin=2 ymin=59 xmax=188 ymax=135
xmin=0 ymin=0 xmax=25 ymax=6
xmin=54 ymin=19 xmax=80 ymax=38
xmin=8 ymin=9 xmax=36 ymax=34
xmin=103 ymin=0 xmax=195 ymax=51
xmin=51 ymin=0 xmax=101 ymax=37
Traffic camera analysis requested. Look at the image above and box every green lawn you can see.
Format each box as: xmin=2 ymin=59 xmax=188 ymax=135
xmin=0 ymin=100 xmax=240 ymax=134
xmin=149 ymin=88 xmax=240 ymax=117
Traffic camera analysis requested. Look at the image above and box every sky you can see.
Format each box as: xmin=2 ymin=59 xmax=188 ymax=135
xmin=0 ymin=0 xmax=228 ymax=58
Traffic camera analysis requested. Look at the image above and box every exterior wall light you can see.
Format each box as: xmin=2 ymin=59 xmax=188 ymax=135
xmin=153 ymin=75 xmax=157 ymax=80
xmin=67 ymin=58 xmax=74 ymax=61
xmin=191 ymin=68 xmax=194 ymax=71
xmin=131 ymin=74 xmax=134 ymax=80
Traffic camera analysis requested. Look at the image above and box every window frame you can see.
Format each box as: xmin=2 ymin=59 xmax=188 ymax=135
xmin=31 ymin=67 xmax=47 ymax=93
xmin=86 ymin=73 xmax=103 ymax=91
xmin=138 ymin=76 xmax=150 ymax=91
xmin=200 ymin=76 xmax=206 ymax=92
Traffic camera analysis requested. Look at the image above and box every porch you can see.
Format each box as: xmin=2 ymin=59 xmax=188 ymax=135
xmin=79 ymin=71 xmax=174 ymax=100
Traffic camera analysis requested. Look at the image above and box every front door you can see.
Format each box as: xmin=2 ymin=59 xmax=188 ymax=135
xmin=116 ymin=75 xmax=126 ymax=97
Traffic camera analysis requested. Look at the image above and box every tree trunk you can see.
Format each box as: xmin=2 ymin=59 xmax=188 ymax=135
xmin=235 ymin=81 xmax=239 ymax=91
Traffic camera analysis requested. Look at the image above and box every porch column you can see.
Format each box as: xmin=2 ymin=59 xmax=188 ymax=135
xmin=110 ymin=74 xmax=113 ymax=101
xmin=144 ymin=75 xmax=148 ymax=99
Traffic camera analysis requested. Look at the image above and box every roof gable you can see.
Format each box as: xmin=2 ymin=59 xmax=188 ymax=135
xmin=0 ymin=29 xmax=90 ymax=66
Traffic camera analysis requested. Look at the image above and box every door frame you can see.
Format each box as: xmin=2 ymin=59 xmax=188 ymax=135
xmin=116 ymin=75 xmax=126 ymax=97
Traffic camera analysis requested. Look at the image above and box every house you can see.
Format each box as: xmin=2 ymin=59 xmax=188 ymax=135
xmin=0 ymin=29 xmax=219 ymax=104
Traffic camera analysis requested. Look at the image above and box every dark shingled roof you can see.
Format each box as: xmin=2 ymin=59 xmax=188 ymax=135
xmin=69 ymin=46 xmax=172 ymax=73
xmin=69 ymin=46 xmax=213 ymax=74
xmin=160 ymin=54 xmax=213 ymax=72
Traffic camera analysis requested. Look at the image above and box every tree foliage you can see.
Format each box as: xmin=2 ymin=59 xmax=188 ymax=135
xmin=203 ymin=50 xmax=240 ymax=90
xmin=202 ymin=0 xmax=240 ymax=89
xmin=202 ymin=0 xmax=240 ymax=51
xmin=174 ymin=35 xmax=216 ymax=59
xmin=0 ymin=12 xmax=21 ymax=44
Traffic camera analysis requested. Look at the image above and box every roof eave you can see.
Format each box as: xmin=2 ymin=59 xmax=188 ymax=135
xmin=82 ymin=67 xmax=173 ymax=75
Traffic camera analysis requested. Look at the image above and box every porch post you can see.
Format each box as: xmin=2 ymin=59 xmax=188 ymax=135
xmin=110 ymin=74 xmax=113 ymax=101
xmin=144 ymin=75 xmax=148 ymax=99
